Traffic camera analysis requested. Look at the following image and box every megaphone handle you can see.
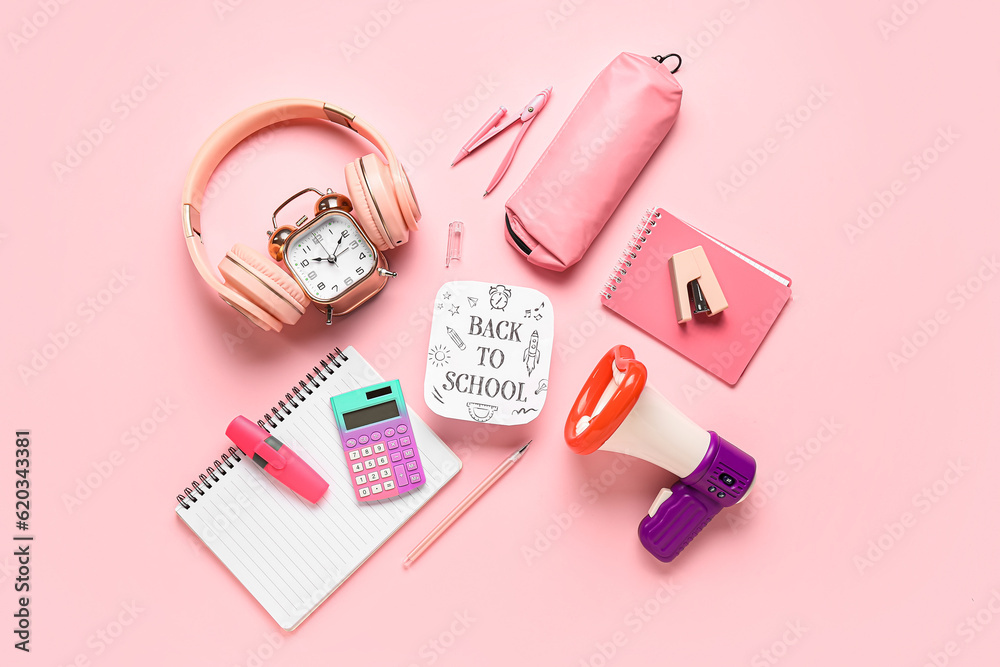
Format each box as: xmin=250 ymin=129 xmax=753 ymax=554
xmin=637 ymin=483 xmax=722 ymax=563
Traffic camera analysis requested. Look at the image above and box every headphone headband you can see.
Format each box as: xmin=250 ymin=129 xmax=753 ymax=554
xmin=182 ymin=98 xmax=407 ymax=223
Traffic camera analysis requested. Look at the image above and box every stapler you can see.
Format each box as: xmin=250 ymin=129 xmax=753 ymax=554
xmin=668 ymin=246 xmax=728 ymax=323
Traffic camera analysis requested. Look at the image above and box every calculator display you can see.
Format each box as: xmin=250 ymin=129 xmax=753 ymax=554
xmin=342 ymin=401 xmax=400 ymax=430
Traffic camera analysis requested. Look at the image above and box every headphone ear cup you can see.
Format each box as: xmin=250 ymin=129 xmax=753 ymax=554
xmin=219 ymin=291 xmax=283 ymax=332
xmin=345 ymin=157 xmax=390 ymax=251
xmin=219 ymin=243 xmax=309 ymax=326
xmin=345 ymin=154 xmax=408 ymax=251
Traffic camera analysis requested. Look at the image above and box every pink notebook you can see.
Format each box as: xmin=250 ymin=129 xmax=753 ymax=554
xmin=600 ymin=208 xmax=792 ymax=385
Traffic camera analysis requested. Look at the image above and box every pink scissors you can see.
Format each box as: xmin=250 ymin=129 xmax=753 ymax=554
xmin=451 ymin=87 xmax=552 ymax=196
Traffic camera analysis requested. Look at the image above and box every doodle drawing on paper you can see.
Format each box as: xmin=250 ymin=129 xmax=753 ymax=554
xmin=523 ymin=329 xmax=541 ymax=376
xmin=428 ymin=345 xmax=451 ymax=367
xmin=489 ymin=285 xmax=511 ymax=311
xmin=467 ymin=402 xmax=498 ymax=422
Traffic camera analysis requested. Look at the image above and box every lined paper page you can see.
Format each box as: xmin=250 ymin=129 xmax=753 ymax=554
xmin=176 ymin=348 xmax=461 ymax=630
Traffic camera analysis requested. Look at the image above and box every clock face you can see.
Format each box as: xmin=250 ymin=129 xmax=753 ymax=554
xmin=284 ymin=212 xmax=377 ymax=302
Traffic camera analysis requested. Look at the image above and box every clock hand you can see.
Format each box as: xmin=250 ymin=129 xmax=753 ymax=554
xmin=328 ymin=231 xmax=349 ymax=264
xmin=314 ymin=239 xmax=337 ymax=263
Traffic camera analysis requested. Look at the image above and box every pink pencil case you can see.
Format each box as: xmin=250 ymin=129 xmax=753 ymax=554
xmin=504 ymin=52 xmax=682 ymax=271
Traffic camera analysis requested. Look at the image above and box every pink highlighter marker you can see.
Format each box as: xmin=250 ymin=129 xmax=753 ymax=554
xmin=225 ymin=416 xmax=328 ymax=503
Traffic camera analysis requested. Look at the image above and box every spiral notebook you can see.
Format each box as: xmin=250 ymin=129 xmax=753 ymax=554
xmin=174 ymin=347 xmax=462 ymax=630
xmin=601 ymin=208 xmax=792 ymax=385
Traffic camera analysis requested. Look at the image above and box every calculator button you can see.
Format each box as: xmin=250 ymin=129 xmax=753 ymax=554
xmin=346 ymin=438 xmax=357 ymax=448
xmin=359 ymin=487 xmax=370 ymax=498
xmin=359 ymin=435 xmax=369 ymax=444
xmin=384 ymin=428 xmax=395 ymax=437
xmin=387 ymin=440 xmax=399 ymax=449
xmin=371 ymin=431 xmax=381 ymax=441
xmin=355 ymin=475 xmax=367 ymax=485
xmin=374 ymin=443 xmax=386 ymax=453
xmin=390 ymin=452 xmax=402 ymax=462
xmin=401 ymin=436 xmax=412 ymax=446
xmin=406 ymin=461 xmax=418 ymax=471
xmin=383 ymin=480 xmax=395 ymax=491
xmin=403 ymin=448 xmax=415 ymax=459
xmin=349 ymin=450 xmax=360 ymax=461
xmin=377 ymin=456 xmax=388 ymax=466
xmin=409 ymin=473 xmax=422 ymax=484
xmin=352 ymin=463 xmax=364 ymax=473
xmin=394 ymin=465 xmax=407 ymax=482
xmin=380 ymin=468 xmax=392 ymax=478
xmin=365 ymin=459 xmax=376 ymax=469
xmin=371 ymin=483 xmax=383 ymax=493
xmin=398 ymin=425 xmax=408 ymax=434
xmin=361 ymin=447 xmax=373 ymax=457
xmin=368 ymin=471 xmax=379 ymax=482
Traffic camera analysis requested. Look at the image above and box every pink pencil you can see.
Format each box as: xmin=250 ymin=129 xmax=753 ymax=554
xmin=402 ymin=441 xmax=531 ymax=568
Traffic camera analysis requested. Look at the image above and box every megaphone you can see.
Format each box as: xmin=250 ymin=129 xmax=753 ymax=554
xmin=564 ymin=345 xmax=756 ymax=562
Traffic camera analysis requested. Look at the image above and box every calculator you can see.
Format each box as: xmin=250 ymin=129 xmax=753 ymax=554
xmin=330 ymin=380 xmax=426 ymax=502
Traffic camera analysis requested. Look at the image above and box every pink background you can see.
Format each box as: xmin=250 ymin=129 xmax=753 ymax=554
xmin=4 ymin=0 xmax=999 ymax=664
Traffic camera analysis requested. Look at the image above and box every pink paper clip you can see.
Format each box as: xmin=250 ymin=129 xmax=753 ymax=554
xmin=446 ymin=220 xmax=464 ymax=268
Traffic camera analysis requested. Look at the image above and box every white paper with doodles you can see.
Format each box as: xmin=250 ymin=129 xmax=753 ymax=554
xmin=424 ymin=281 xmax=553 ymax=424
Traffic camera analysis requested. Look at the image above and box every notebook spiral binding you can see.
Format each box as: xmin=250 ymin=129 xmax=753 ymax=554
xmin=174 ymin=348 xmax=348 ymax=510
xmin=175 ymin=448 xmax=242 ymax=510
xmin=600 ymin=207 xmax=661 ymax=300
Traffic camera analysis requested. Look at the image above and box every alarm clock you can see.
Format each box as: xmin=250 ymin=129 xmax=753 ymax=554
xmin=268 ymin=188 xmax=397 ymax=324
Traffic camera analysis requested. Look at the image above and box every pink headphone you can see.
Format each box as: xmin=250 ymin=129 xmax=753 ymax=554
xmin=181 ymin=99 xmax=421 ymax=331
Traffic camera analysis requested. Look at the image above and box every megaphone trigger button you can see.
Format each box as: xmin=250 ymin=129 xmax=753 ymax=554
xmin=648 ymin=487 xmax=673 ymax=517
